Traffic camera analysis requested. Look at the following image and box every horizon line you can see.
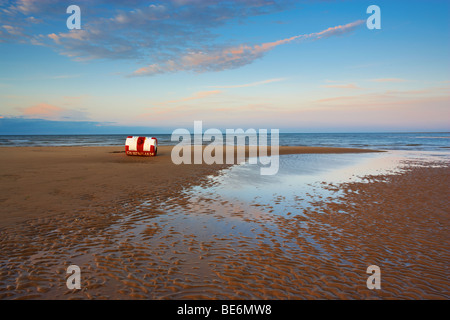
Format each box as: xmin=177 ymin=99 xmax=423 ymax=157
xmin=1 ymin=131 xmax=449 ymax=136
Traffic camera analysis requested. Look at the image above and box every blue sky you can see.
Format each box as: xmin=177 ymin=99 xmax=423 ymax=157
xmin=0 ymin=0 xmax=449 ymax=134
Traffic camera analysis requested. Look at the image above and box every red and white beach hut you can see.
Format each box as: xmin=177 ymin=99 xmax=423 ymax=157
xmin=125 ymin=136 xmax=158 ymax=156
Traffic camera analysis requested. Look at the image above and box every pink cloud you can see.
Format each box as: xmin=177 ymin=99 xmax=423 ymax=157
xmin=164 ymin=90 xmax=222 ymax=104
xmin=130 ymin=20 xmax=365 ymax=76
xmin=2 ymin=25 xmax=24 ymax=36
xmin=209 ymin=78 xmax=285 ymax=89
xmin=314 ymin=20 xmax=365 ymax=39
xmin=321 ymin=83 xmax=360 ymax=89
xmin=316 ymin=96 xmax=358 ymax=103
xmin=47 ymin=33 xmax=58 ymax=41
xmin=23 ymin=103 xmax=63 ymax=118
xmin=21 ymin=103 xmax=88 ymax=120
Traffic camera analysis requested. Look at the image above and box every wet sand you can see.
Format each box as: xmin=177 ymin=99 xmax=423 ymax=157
xmin=0 ymin=146 xmax=379 ymax=227
xmin=0 ymin=146 xmax=448 ymax=299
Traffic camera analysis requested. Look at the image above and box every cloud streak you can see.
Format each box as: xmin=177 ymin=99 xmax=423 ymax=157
xmin=163 ymin=90 xmax=222 ymax=104
xmin=321 ymin=83 xmax=360 ymax=89
xmin=209 ymin=78 xmax=285 ymax=89
xmin=370 ymin=78 xmax=408 ymax=83
xmin=20 ymin=103 xmax=88 ymax=120
xmin=130 ymin=20 xmax=365 ymax=76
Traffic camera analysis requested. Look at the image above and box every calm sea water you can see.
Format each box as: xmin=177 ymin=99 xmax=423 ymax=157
xmin=0 ymin=132 xmax=449 ymax=151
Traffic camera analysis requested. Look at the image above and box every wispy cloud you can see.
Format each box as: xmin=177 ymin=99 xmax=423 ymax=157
xmin=50 ymin=74 xmax=82 ymax=79
xmin=315 ymin=95 xmax=358 ymax=104
xmin=314 ymin=85 xmax=450 ymax=106
xmin=20 ymin=103 xmax=88 ymax=120
xmin=209 ymin=78 xmax=285 ymax=89
xmin=22 ymin=103 xmax=63 ymax=117
xmin=130 ymin=20 xmax=365 ymax=76
xmin=321 ymin=83 xmax=360 ymax=89
xmin=370 ymin=78 xmax=408 ymax=83
xmin=163 ymin=90 xmax=222 ymax=104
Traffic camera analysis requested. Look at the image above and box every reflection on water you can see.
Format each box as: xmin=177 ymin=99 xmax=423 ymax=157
xmin=182 ymin=150 xmax=450 ymax=219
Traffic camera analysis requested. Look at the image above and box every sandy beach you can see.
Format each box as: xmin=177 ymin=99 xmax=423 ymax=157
xmin=0 ymin=146 xmax=380 ymax=227
xmin=0 ymin=146 xmax=448 ymax=299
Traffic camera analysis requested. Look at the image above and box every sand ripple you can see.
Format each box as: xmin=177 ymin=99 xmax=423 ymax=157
xmin=0 ymin=163 xmax=449 ymax=299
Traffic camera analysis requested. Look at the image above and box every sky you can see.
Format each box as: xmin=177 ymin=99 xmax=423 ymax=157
xmin=0 ymin=0 xmax=449 ymax=134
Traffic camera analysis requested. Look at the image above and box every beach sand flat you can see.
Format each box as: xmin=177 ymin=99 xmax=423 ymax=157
xmin=0 ymin=146 xmax=448 ymax=299
xmin=0 ymin=146 xmax=380 ymax=227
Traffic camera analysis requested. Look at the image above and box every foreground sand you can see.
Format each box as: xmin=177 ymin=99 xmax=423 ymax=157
xmin=0 ymin=146 xmax=448 ymax=299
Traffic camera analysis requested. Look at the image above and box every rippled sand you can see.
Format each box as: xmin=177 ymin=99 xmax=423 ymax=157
xmin=0 ymin=147 xmax=448 ymax=299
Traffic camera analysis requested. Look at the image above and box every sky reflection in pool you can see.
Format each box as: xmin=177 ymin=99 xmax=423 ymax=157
xmin=182 ymin=151 xmax=450 ymax=219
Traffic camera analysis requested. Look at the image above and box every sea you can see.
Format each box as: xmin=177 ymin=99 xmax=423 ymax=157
xmin=0 ymin=132 xmax=449 ymax=151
